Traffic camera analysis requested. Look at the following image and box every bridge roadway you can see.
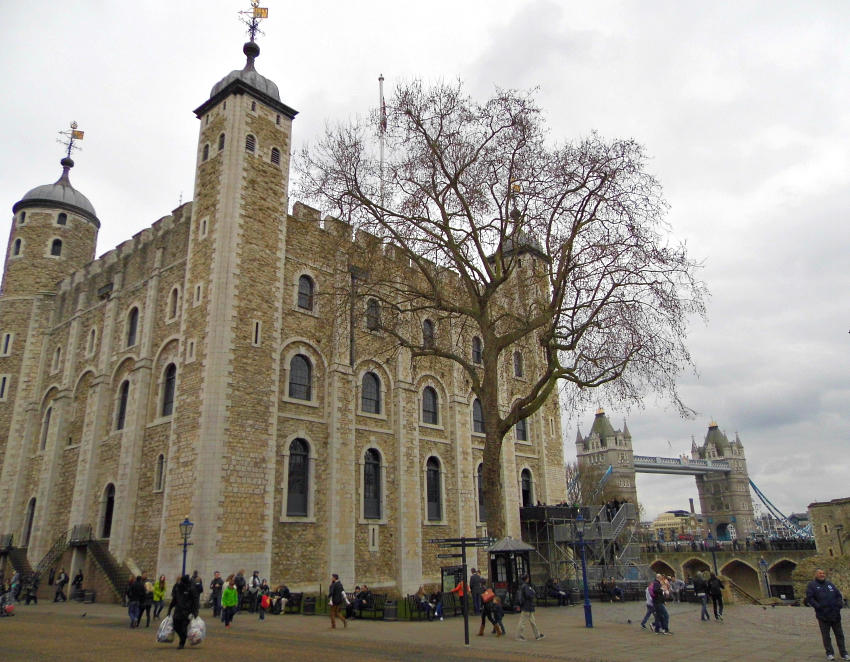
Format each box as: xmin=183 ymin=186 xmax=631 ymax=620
xmin=633 ymin=454 xmax=730 ymax=475
xmin=641 ymin=544 xmax=817 ymax=599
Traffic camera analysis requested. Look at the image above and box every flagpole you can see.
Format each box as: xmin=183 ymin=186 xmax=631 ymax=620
xmin=379 ymin=73 xmax=386 ymax=208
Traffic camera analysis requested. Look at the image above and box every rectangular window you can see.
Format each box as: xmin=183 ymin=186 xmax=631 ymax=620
xmin=199 ymin=217 xmax=208 ymax=239
xmin=368 ymin=524 xmax=379 ymax=552
xmin=186 ymin=339 xmax=196 ymax=363
xmin=1 ymin=333 xmax=12 ymax=356
xmin=252 ymin=320 xmax=261 ymax=346
xmin=193 ymin=283 xmax=203 ymax=306
xmin=0 ymin=375 xmax=8 ymax=400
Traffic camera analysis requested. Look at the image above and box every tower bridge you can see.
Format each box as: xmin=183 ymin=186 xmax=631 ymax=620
xmin=576 ymin=409 xmax=755 ymax=541
xmin=633 ymin=455 xmax=731 ymax=475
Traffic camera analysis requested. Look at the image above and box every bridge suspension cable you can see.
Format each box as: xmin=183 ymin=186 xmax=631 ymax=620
xmin=749 ymin=479 xmax=812 ymax=539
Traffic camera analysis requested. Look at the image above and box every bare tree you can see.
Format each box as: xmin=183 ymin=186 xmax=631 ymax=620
xmin=297 ymin=80 xmax=706 ymax=539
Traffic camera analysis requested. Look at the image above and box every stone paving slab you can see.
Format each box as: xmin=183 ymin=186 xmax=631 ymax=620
xmin=0 ymin=599 xmax=836 ymax=661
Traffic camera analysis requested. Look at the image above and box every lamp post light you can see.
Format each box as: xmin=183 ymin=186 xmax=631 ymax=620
xmin=758 ymin=557 xmax=770 ymax=598
xmin=707 ymin=532 xmax=718 ymax=575
xmin=179 ymin=516 xmax=194 ymax=577
xmin=575 ymin=513 xmax=593 ymax=628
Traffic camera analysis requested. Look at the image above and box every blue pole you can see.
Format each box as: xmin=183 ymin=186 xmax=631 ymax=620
xmin=181 ymin=538 xmax=188 ymax=577
xmin=579 ymin=532 xmax=593 ymax=628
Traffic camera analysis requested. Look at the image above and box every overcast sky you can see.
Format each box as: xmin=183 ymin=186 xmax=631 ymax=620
xmin=2 ymin=1 xmax=848 ymax=521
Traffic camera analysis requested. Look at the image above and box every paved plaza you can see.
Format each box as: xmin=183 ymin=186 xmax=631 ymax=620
xmin=0 ymin=599 xmax=836 ymax=661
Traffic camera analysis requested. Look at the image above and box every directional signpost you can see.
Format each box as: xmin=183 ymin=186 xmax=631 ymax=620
xmin=429 ymin=536 xmax=495 ymax=646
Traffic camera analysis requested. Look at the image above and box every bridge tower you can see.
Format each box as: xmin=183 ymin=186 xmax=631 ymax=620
xmin=575 ymin=408 xmax=638 ymax=504
xmin=693 ymin=422 xmax=755 ymax=540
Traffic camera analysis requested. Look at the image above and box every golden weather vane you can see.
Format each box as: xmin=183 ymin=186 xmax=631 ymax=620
xmin=239 ymin=1 xmax=268 ymax=42
xmin=57 ymin=120 xmax=84 ymax=160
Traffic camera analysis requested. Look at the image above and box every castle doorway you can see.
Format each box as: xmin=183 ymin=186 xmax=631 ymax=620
xmin=100 ymin=483 xmax=115 ymax=538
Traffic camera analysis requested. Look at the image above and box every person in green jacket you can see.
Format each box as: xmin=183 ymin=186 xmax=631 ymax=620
xmin=221 ymin=575 xmax=238 ymax=628
xmin=153 ymin=575 xmax=167 ymax=618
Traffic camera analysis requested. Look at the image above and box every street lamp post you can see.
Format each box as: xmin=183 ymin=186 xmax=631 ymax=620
xmin=758 ymin=557 xmax=770 ymax=598
xmin=179 ymin=516 xmax=194 ymax=577
xmin=575 ymin=513 xmax=593 ymax=628
xmin=707 ymin=532 xmax=718 ymax=575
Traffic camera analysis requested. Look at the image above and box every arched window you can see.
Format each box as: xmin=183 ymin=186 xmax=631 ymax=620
xmin=22 ymin=497 xmax=36 ymax=547
xmin=57 ymin=212 xmax=67 ymax=225
xmin=19 ymin=211 xmax=26 ymax=224
xmin=202 ymin=144 xmax=209 ymax=161
xmin=297 ymin=275 xmax=314 ymax=310
xmin=472 ymin=336 xmax=482 ymax=364
xmin=288 ymin=354 xmax=312 ymax=400
xmin=364 ymin=449 xmax=382 ymax=519
xmin=516 ymin=417 xmax=528 ymax=441
xmin=366 ymin=298 xmax=381 ymax=330
xmin=50 ymin=239 xmax=63 ymax=256
xmin=422 ymin=319 xmax=435 ymax=348
xmin=477 ymin=463 xmax=487 ymax=522
xmin=361 ymin=371 xmax=381 ymax=414
xmin=126 ymin=307 xmax=139 ymax=347
xmin=513 ymin=351 xmax=524 ymax=377
xmin=52 ymin=346 xmax=62 ymax=372
xmin=12 ymin=238 xmax=21 ymax=256
xmin=472 ymin=398 xmax=485 ymax=434
xmin=422 ymin=386 xmax=438 ymax=425
xmin=154 ymin=454 xmax=165 ymax=491
xmin=426 ymin=457 xmax=442 ymax=521
xmin=168 ymin=287 xmax=180 ymax=319
xmin=101 ymin=484 xmax=115 ymax=538
xmin=521 ymin=468 xmax=533 ymax=507
xmin=161 ymin=364 xmax=177 ymax=417
xmin=218 ymin=133 xmax=225 ymax=150
xmin=116 ymin=380 xmax=130 ymax=430
xmin=271 ymin=147 xmax=281 ymax=166
xmin=286 ymin=438 xmax=309 ymax=516
xmin=40 ymin=407 xmax=52 ymax=450
xmin=245 ymin=134 xmax=256 ymax=153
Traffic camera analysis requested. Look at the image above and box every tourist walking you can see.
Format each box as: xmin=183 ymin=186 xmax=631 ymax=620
xmin=153 ymin=575 xmax=167 ymax=618
xmin=53 ymin=568 xmax=68 ymax=602
xmin=221 ymin=575 xmax=238 ymax=628
xmin=126 ymin=575 xmax=146 ymax=627
xmin=516 ymin=574 xmax=544 ymax=641
xmin=141 ymin=573 xmax=154 ymax=626
xmin=708 ymin=572 xmax=725 ymax=621
xmin=209 ymin=571 xmax=224 ymax=618
xmin=167 ymin=575 xmax=199 ymax=649
xmin=693 ymin=572 xmax=710 ymax=621
xmin=491 ymin=595 xmax=506 ymax=635
xmin=328 ymin=573 xmax=347 ymax=629
xmin=640 ymin=581 xmax=655 ymax=630
xmin=651 ymin=574 xmax=671 ymax=635
xmin=806 ymin=568 xmax=849 ymax=661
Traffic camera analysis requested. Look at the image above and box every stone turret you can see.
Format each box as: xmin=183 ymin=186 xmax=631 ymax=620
xmin=575 ymin=408 xmax=637 ymax=504
xmin=4 ymin=157 xmax=99 ymax=296
xmin=693 ymin=422 xmax=755 ymax=540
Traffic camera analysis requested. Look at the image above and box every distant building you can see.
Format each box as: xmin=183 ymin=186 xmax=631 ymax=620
xmin=808 ymin=497 xmax=850 ymax=557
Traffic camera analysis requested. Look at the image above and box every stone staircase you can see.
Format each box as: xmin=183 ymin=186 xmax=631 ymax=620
xmin=87 ymin=539 xmax=131 ymax=601
xmin=727 ymin=577 xmax=762 ymax=605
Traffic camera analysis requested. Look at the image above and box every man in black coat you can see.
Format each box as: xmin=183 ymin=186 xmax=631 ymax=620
xmin=806 ymin=569 xmax=848 ymax=661
xmin=328 ymin=573 xmax=347 ymax=629
xmin=168 ymin=575 xmax=200 ymax=649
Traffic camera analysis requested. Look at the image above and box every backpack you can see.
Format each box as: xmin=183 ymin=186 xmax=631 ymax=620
xmin=260 ymin=594 xmax=271 ymax=610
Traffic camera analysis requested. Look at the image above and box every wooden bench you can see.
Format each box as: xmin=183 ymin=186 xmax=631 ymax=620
xmin=284 ymin=592 xmax=302 ymax=613
xmin=357 ymin=593 xmax=387 ymax=619
xmin=405 ymin=594 xmax=433 ymax=620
